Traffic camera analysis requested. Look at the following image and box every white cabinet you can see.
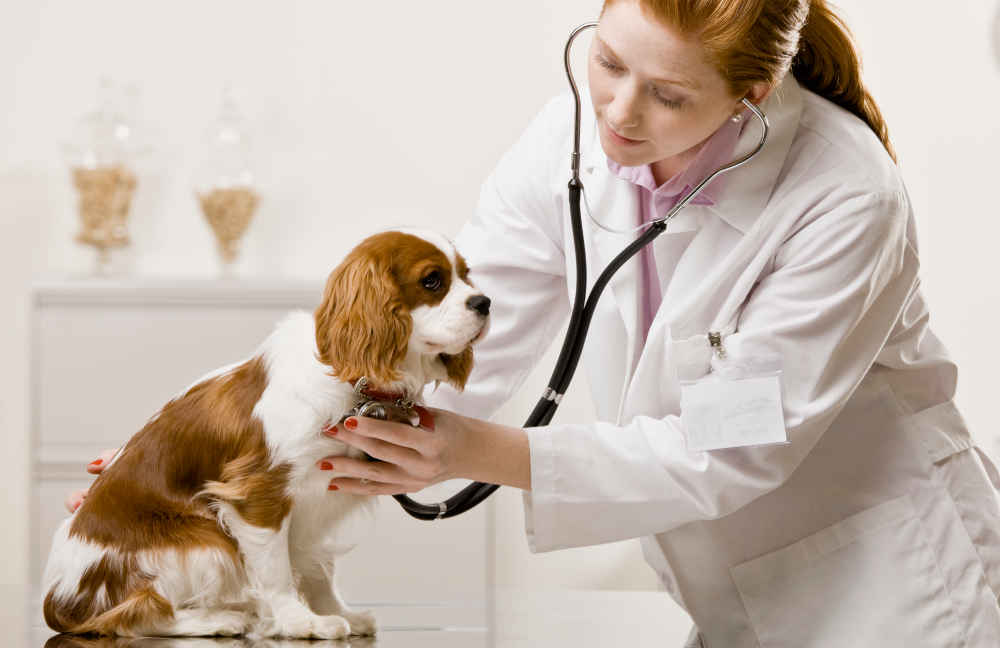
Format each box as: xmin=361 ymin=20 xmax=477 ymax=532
xmin=29 ymin=279 xmax=494 ymax=632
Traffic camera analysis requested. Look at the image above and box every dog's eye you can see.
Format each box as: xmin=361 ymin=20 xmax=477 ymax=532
xmin=421 ymin=271 xmax=443 ymax=292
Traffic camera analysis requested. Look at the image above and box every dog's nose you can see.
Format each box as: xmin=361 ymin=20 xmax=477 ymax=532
xmin=466 ymin=295 xmax=491 ymax=316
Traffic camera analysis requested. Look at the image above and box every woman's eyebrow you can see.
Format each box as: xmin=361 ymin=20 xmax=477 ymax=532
xmin=596 ymin=35 xmax=701 ymax=91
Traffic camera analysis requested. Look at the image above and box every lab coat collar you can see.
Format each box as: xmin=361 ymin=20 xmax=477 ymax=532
xmin=704 ymin=74 xmax=804 ymax=234
xmin=580 ymin=74 xmax=804 ymax=235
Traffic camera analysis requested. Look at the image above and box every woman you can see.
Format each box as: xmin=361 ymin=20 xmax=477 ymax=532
xmin=76 ymin=1 xmax=1000 ymax=644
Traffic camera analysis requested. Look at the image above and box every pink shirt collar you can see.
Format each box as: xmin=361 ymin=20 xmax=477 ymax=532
xmin=606 ymin=114 xmax=747 ymax=210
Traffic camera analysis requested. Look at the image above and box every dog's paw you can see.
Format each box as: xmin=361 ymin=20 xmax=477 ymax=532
xmin=342 ymin=609 xmax=377 ymax=635
xmin=161 ymin=608 xmax=250 ymax=637
xmin=307 ymin=614 xmax=352 ymax=640
xmin=211 ymin=610 xmax=251 ymax=637
xmin=259 ymin=612 xmax=350 ymax=639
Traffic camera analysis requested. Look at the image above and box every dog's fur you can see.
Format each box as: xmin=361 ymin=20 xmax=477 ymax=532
xmin=42 ymin=229 xmax=489 ymax=639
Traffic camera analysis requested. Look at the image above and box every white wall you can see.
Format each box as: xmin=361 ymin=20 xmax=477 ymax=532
xmin=2 ymin=0 xmax=999 ymax=592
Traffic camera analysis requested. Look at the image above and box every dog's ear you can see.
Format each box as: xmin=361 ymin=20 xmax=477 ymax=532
xmin=438 ymin=347 xmax=474 ymax=391
xmin=314 ymin=252 xmax=411 ymax=386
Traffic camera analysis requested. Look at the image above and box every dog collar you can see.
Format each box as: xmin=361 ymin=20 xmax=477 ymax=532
xmin=343 ymin=376 xmax=433 ymax=430
xmin=352 ymin=376 xmax=413 ymax=408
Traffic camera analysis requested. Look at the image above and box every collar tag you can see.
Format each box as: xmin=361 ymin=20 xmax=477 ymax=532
xmin=345 ymin=376 xmax=419 ymax=427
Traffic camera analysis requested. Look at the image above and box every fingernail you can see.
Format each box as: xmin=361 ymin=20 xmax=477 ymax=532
xmin=328 ymin=483 xmax=340 ymax=491
xmin=414 ymin=405 xmax=435 ymax=430
xmin=89 ymin=459 xmax=103 ymax=466
xmin=318 ymin=461 xmax=333 ymax=470
xmin=324 ymin=425 xmax=338 ymax=437
xmin=344 ymin=417 xmax=358 ymax=430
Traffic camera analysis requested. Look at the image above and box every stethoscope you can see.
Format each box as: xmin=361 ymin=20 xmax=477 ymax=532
xmin=391 ymin=21 xmax=771 ymax=521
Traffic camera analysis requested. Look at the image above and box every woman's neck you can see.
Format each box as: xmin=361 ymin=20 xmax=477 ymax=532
xmin=650 ymin=144 xmax=702 ymax=187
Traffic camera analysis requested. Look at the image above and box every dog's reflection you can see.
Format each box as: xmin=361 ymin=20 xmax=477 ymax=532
xmin=44 ymin=635 xmax=379 ymax=648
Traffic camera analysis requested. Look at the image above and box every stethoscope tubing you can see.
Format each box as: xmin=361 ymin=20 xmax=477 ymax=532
xmin=392 ymin=21 xmax=769 ymax=520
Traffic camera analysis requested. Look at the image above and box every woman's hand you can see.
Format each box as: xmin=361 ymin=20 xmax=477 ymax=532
xmin=318 ymin=405 xmax=531 ymax=494
xmin=64 ymin=448 xmax=119 ymax=513
xmin=317 ymin=406 xmax=465 ymax=495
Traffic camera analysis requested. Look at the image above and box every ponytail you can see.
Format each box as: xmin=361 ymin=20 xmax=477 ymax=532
xmin=792 ymin=0 xmax=897 ymax=162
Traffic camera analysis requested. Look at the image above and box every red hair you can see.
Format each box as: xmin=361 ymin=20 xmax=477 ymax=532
xmin=602 ymin=0 xmax=897 ymax=162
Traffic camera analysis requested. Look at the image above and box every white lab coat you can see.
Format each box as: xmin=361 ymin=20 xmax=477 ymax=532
xmin=425 ymin=74 xmax=1000 ymax=646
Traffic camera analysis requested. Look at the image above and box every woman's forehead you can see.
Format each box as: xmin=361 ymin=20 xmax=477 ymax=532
xmin=597 ymin=3 xmax=718 ymax=88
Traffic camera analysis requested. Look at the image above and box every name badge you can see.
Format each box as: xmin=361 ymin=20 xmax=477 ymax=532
xmin=680 ymin=368 xmax=787 ymax=452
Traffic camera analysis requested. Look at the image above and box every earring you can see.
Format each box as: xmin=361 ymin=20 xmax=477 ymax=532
xmin=731 ymin=113 xmax=743 ymax=123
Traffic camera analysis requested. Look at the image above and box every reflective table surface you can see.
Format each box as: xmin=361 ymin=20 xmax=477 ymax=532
xmin=4 ymin=584 xmax=692 ymax=647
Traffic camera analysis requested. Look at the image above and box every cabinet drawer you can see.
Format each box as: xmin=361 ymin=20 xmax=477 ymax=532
xmin=34 ymin=303 xmax=310 ymax=453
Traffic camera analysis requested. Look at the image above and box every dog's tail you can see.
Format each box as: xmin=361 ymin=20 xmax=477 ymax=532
xmin=47 ymin=585 xmax=174 ymax=636
xmin=42 ymin=548 xmax=174 ymax=637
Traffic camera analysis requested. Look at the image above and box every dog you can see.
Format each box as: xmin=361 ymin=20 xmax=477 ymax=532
xmin=42 ymin=229 xmax=490 ymax=638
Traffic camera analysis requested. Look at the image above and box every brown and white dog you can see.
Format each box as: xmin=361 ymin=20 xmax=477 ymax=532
xmin=42 ymin=229 xmax=490 ymax=639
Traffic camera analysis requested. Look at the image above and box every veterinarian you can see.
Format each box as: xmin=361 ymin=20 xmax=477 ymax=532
xmin=75 ymin=0 xmax=1000 ymax=645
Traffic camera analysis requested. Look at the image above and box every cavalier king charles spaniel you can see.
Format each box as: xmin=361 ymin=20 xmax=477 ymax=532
xmin=42 ymin=229 xmax=490 ymax=639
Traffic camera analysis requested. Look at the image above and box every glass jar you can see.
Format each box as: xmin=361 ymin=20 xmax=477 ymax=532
xmin=193 ymin=87 xmax=260 ymax=275
xmin=63 ymin=78 xmax=145 ymax=274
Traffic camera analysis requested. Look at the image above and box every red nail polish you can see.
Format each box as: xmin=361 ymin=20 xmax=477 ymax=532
xmin=319 ymin=461 xmax=333 ymax=470
xmin=345 ymin=417 xmax=358 ymax=430
xmin=414 ymin=405 xmax=435 ymax=430
xmin=328 ymin=484 xmax=340 ymax=491
xmin=324 ymin=425 xmax=338 ymax=436
xmin=90 ymin=459 xmax=103 ymax=466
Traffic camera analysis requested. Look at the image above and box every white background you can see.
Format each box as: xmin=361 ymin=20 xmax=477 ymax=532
xmin=2 ymin=0 xmax=999 ymax=603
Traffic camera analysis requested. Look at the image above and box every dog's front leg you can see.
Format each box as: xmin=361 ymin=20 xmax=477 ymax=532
xmin=217 ymin=502 xmax=351 ymax=639
xmin=295 ymin=556 xmax=377 ymax=636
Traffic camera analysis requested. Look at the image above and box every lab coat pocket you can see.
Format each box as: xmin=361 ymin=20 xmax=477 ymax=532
xmin=668 ymin=332 xmax=714 ymax=383
xmin=668 ymin=327 xmax=777 ymax=383
xmin=936 ymin=447 xmax=1000 ymax=602
xmin=730 ymin=494 xmax=966 ymax=648
xmin=670 ymin=329 xmax=788 ymax=451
